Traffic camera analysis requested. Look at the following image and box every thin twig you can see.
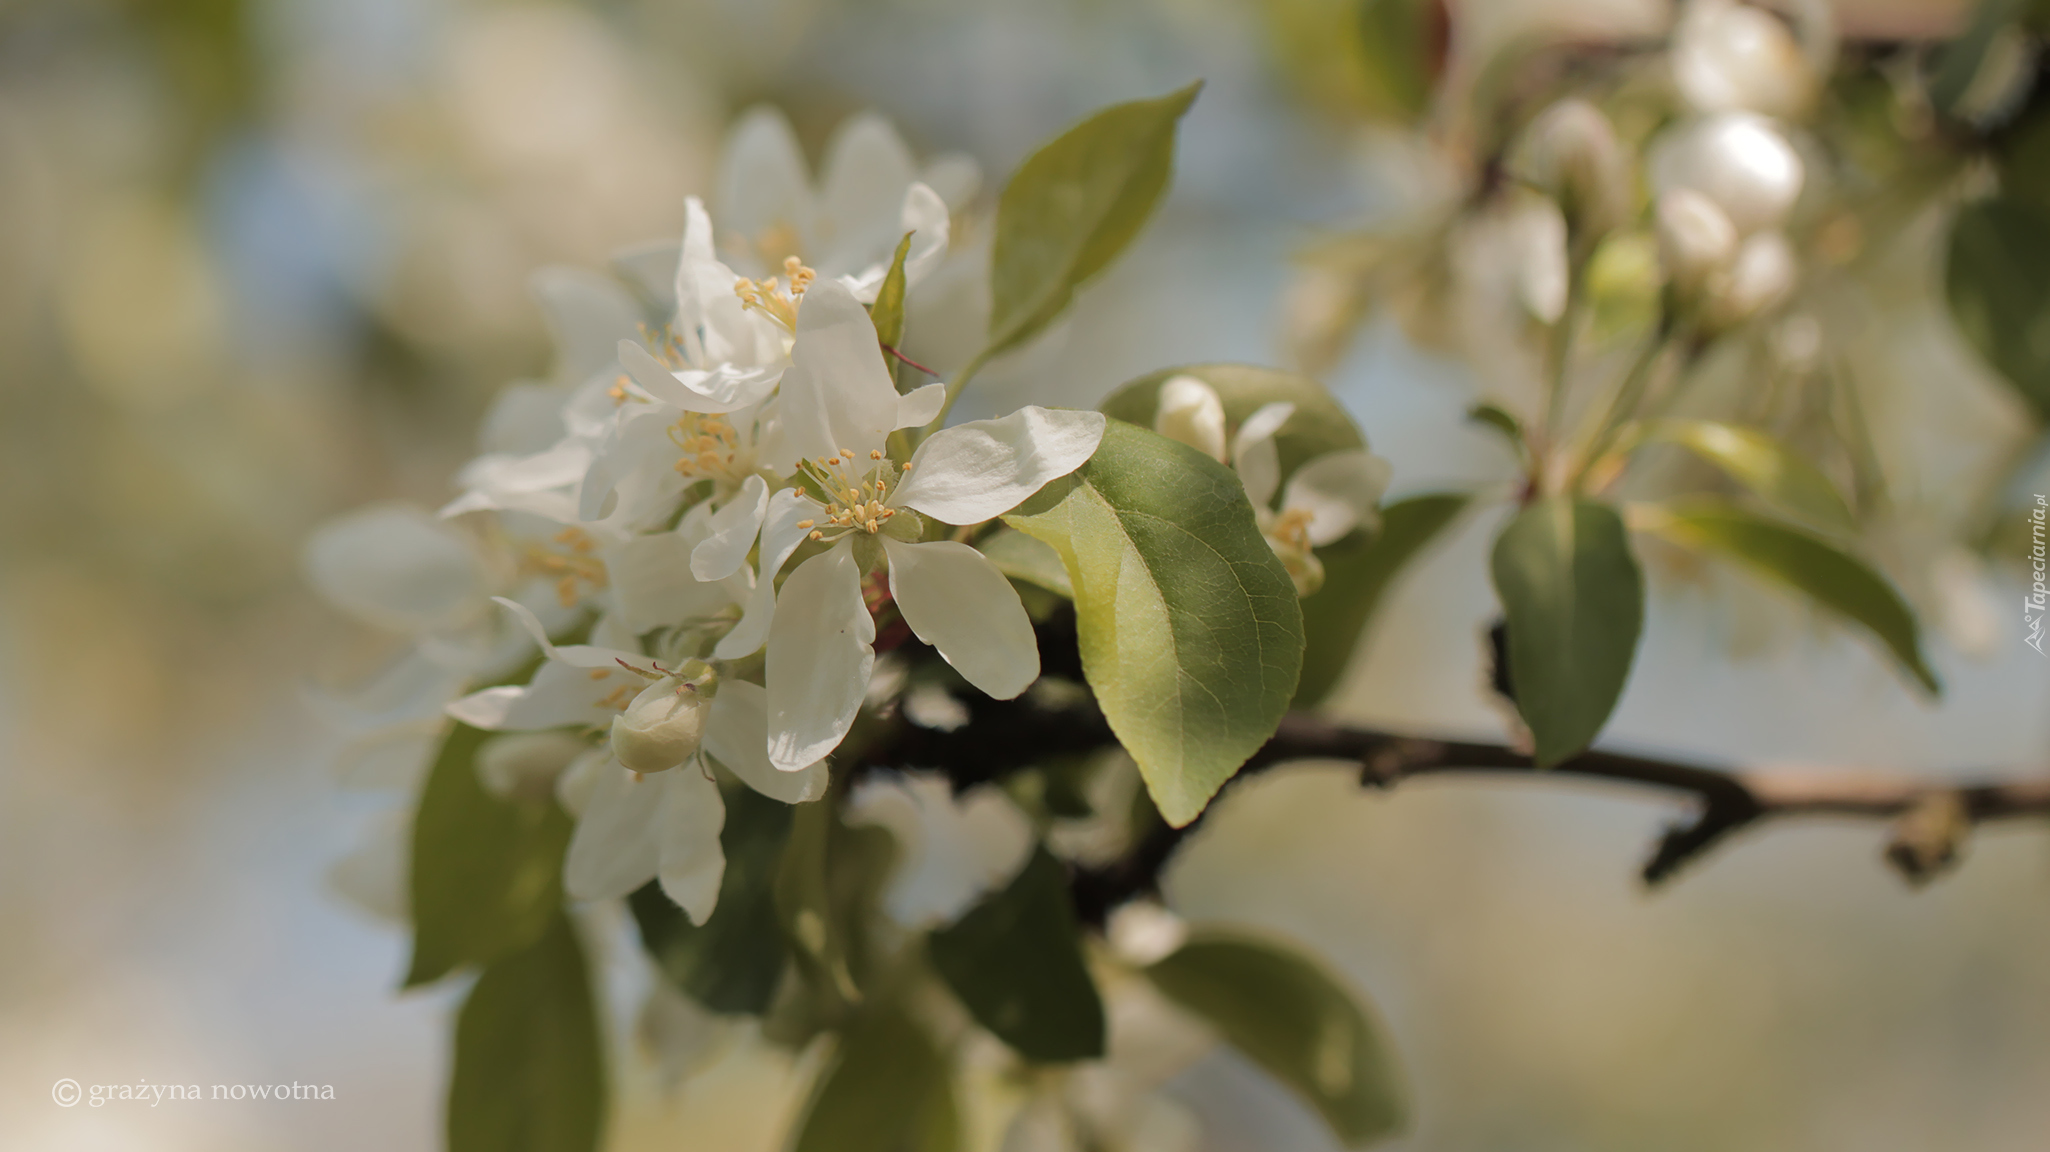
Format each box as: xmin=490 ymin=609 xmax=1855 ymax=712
xmin=880 ymin=343 xmax=940 ymax=377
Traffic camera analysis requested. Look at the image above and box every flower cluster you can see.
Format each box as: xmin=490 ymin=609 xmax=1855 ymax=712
xmin=309 ymin=109 xmax=1102 ymax=925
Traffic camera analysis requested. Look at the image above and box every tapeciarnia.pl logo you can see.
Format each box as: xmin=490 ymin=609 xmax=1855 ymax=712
xmin=2027 ymin=494 xmax=2047 ymax=656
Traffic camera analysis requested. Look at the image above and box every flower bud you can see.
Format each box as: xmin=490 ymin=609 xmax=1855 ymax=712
xmin=609 ymin=676 xmax=711 ymax=774
xmin=1671 ymin=0 xmax=1817 ymax=120
xmin=1154 ymin=375 xmax=1228 ymax=462
xmin=1655 ymin=188 xmax=1739 ymax=295
xmin=1702 ymin=230 xmax=1797 ymax=328
xmin=1652 ymin=112 xmax=1804 ymax=234
xmin=1513 ymin=98 xmax=1631 ymax=239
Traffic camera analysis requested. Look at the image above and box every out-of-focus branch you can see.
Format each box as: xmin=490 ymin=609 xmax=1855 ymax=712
xmin=1057 ymin=713 xmax=2050 ymax=922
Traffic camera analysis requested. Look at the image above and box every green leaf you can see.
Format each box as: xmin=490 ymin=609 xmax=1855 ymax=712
xmin=1005 ymin=420 xmax=1305 ymax=826
xmin=1296 ymin=493 xmax=1471 ymax=706
xmin=629 ymin=786 xmax=792 ymax=1015
xmin=1466 ymin=402 xmax=1527 ymax=462
xmin=775 ymin=802 xmax=899 ymax=1008
xmin=928 ymin=847 xmax=1105 ymax=1062
xmin=1930 ymin=0 xmax=2030 ymax=118
xmin=1100 ymin=363 xmax=1365 ymax=493
xmin=449 ymin=911 xmax=605 ymax=1152
xmin=978 ymin=526 xmax=1073 ymax=597
xmin=407 ymin=722 xmax=574 ymax=986
xmin=790 ymin=1002 xmax=958 ymax=1152
xmin=1146 ymin=930 xmax=1407 ymax=1148
xmin=1636 ymin=499 xmax=1941 ymax=694
xmin=987 ymin=84 xmax=1200 ymax=357
xmin=1635 ymin=419 xmax=1856 ymax=534
xmin=1356 ymin=0 xmax=1439 ymax=122
xmin=1946 ymin=196 xmax=2050 ymax=422
xmin=869 ymin=231 xmax=914 ymax=352
xmin=1490 ymin=498 xmax=1644 ymax=767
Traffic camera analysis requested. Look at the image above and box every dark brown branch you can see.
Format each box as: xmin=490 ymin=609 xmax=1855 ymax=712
xmin=1059 ymin=713 xmax=2050 ymax=921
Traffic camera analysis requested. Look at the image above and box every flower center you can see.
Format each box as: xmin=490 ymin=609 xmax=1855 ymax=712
xmin=734 ymin=256 xmax=817 ymax=332
xmin=521 ymin=527 xmax=608 ymax=607
xmin=794 ymin=449 xmax=913 ymax=541
xmin=1267 ymin=507 xmax=1315 ymax=555
xmin=669 ymin=412 xmax=746 ymax=484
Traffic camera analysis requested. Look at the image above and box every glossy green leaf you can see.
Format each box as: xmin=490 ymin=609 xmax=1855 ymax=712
xmin=929 ymin=847 xmax=1105 ymax=1062
xmin=978 ymin=526 xmax=1074 ymax=597
xmin=406 ymin=721 xmax=573 ymax=986
xmin=629 ymin=786 xmax=792 ymax=1015
xmin=1296 ymin=493 xmax=1471 ymax=706
xmin=870 ymin=231 xmax=914 ymax=352
xmin=1490 ymin=498 xmax=1644 ymax=767
xmin=1636 ymin=419 xmax=1856 ymax=533
xmin=1638 ymin=499 xmax=1941 ymax=694
xmin=1006 ymin=420 xmax=1305 ymax=826
xmin=789 ymin=1001 xmax=958 ymax=1152
xmin=987 ymin=84 xmax=1200 ymax=357
xmin=1946 ymin=196 xmax=2050 ymax=422
xmin=1100 ymin=363 xmax=1365 ymax=492
xmin=1146 ymin=930 xmax=1407 ymax=1148
xmin=449 ymin=911 xmax=605 ymax=1152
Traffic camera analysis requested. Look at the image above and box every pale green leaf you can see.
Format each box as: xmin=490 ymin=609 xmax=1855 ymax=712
xmin=929 ymin=847 xmax=1105 ymax=1062
xmin=869 ymin=231 xmax=914 ymax=352
xmin=1637 ymin=499 xmax=1940 ymax=694
xmin=1146 ymin=929 xmax=1407 ymax=1148
xmin=1490 ymin=498 xmax=1644 ymax=767
xmin=1946 ymin=196 xmax=2050 ymax=422
xmin=1296 ymin=493 xmax=1471 ymax=706
xmin=978 ymin=526 xmax=1073 ymax=597
xmin=1005 ymin=420 xmax=1304 ymax=827
xmin=1637 ymin=419 xmax=1856 ymax=533
xmin=407 ymin=721 xmax=572 ymax=986
xmin=449 ymin=911 xmax=605 ymax=1152
xmin=987 ymin=85 xmax=1200 ymax=357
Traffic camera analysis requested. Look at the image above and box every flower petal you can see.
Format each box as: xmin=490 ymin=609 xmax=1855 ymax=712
xmin=777 ymin=279 xmax=901 ymax=464
xmin=716 ymin=108 xmax=812 ymax=264
xmin=564 ymin=761 xmax=661 ymax=900
xmin=895 ymin=382 xmax=947 ymax=430
xmin=692 ymin=474 xmax=770 ymax=581
xmin=657 ymin=764 xmax=727 ymax=924
xmin=1230 ymin=401 xmax=1295 ymax=509
xmin=883 ymin=538 xmax=1038 ymax=699
xmin=305 ymin=504 xmax=487 ymax=633
xmin=819 ymin=113 xmax=916 ymax=275
xmin=892 ymin=407 xmax=1106 ymax=525
xmin=1283 ymin=449 xmax=1393 ymax=545
xmin=577 ymin=405 xmax=675 ymax=521
xmin=530 ymin=266 xmax=642 ymax=383
xmin=446 ymin=658 xmax=642 ymax=732
xmin=1154 ymin=375 xmax=1227 ymax=462
xmin=705 ymin=680 xmax=827 ymax=802
xmin=619 ymin=340 xmax=781 ymax=415
xmin=714 ymin=488 xmax=817 ymax=660
xmin=765 ymin=542 xmax=874 ymax=771
xmin=837 ymin=181 xmax=951 ymax=301
xmin=606 ymin=530 xmax=741 ymax=635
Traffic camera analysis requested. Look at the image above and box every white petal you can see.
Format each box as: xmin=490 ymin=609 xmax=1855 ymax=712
xmin=892 ymin=407 xmax=1106 ymax=525
xmin=838 ymin=181 xmax=951 ymax=301
xmin=894 ymin=382 xmax=947 ymax=430
xmin=1154 ymin=375 xmax=1227 ymax=462
xmin=883 ymin=538 xmax=1038 ymax=699
xmin=918 ymin=154 xmax=982 ymax=212
xmin=691 ymin=475 xmax=770 ymax=582
xmin=530 ymin=267 xmax=642 ymax=383
xmin=777 ymin=279 xmax=901 ymax=464
xmin=605 ymin=530 xmax=740 ymax=635
xmin=845 ymin=773 xmax=1033 ymax=928
xmin=1231 ymin=401 xmax=1295 ymax=509
xmin=619 ymin=340 xmax=781 ymax=415
xmin=765 ymin=542 xmax=874 ymax=771
xmin=610 ymin=239 xmax=678 ymax=313
xmin=717 ymin=108 xmax=812 ymax=260
xmin=657 ymin=765 xmax=727 ymax=924
xmin=478 ymin=381 xmax=571 ymax=456
xmin=446 ymin=658 xmax=642 ymax=731
xmin=714 ymin=488 xmax=818 ymax=660
xmin=577 ymin=406 xmax=674 ymax=522
xmin=705 ymin=680 xmax=827 ymax=802
xmin=817 ymin=112 xmax=916 ymax=285
xmin=1282 ymin=450 xmax=1394 ymax=546
xmin=564 ymin=762 xmax=662 ymax=900
xmin=305 ymin=504 xmax=486 ymax=633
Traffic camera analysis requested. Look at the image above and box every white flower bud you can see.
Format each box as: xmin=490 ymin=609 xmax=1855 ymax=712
xmin=1513 ymin=98 xmax=1630 ymax=238
xmin=1655 ymin=188 xmax=1739 ymax=295
xmin=1672 ymin=0 xmax=1816 ymax=120
xmin=609 ymin=676 xmax=711 ymax=774
xmin=1702 ymin=230 xmax=1797 ymax=328
xmin=1510 ymin=194 xmax=1570 ymax=324
xmin=1154 ymin=375 xmax=1228 ymax=462
xmin=1652 ymin=112 xmax=1804 ymax=234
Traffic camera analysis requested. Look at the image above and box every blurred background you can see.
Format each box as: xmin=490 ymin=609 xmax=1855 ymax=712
xmin=3 ymin=0 xmax=2049 ymax=1149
